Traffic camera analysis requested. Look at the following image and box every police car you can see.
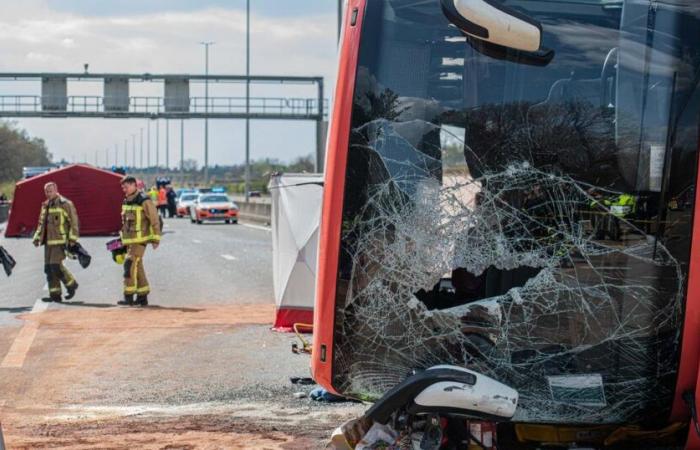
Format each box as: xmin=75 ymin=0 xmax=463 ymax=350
xmin=190 ymin=193 xmax=239 ymax=224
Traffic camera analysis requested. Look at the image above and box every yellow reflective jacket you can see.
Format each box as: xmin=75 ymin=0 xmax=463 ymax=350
xmin=33 ymin=196 xmax=80 ymax=246
xmin=121 ymin=191 xmax=161 ymax=245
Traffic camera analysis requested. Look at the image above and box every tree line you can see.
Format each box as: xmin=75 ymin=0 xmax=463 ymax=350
xmin=132 ymin=154 xmax=316 ymax=194
xmin=0 ymin=121 xmax=52 ymax=184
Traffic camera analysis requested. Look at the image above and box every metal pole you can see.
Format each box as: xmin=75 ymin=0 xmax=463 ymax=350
xmin=124 ymin=139 xmax=128 ymax=168
xmin=114 ymin=143 xmax=118 ymax=166
xmin=95 ymin=150 xmax=98 ymax=166
xmin=105 ymin=148 xmax=109 ymax=167
xmin=156 ymin=119 xmax=160 ymax=169
xmin=132 ymin=134 xmax=136 ymax=170
xmin=140 ymin=127 xmax=144 ymax=168
xmin=316 ymin=79 xmax=325 ymax=172
xmin=166 ymin=118 xmax=170 ymax=170
xmin=245 ymin=0 xmax=251 ymax=202
xmin=200 ymin=41 xmax=214 ymax=185
xmin=180 ymin=119 xmax=185 ymax=174
xmin=147 ymin=120 xmax=151 ymax=168
xmin=338 ymin=0 xmax=343 ymax=42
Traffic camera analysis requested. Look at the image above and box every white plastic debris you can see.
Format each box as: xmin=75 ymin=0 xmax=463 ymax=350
xmin=355 ymin=423 xmax=398 ymax=450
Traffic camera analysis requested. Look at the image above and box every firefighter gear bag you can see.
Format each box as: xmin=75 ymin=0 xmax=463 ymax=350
xmin=0 ymin=246 xmax=16 ymax=276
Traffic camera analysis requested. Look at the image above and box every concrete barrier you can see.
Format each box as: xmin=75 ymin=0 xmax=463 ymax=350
xmin=0 ymin=203 xmax=9 ymax=224
xmin=237 ymin=200 xmax=271 ymax=225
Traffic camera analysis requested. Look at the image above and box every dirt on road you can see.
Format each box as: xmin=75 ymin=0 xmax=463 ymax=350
xmin=0 ymin=303 xmax=365 ymax=449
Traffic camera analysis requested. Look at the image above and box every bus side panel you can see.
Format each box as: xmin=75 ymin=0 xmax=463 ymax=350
xmin=311 ymin=0 xmax=367 ymax=394
xmin=679 ymin=135 xmax=700 ymax=446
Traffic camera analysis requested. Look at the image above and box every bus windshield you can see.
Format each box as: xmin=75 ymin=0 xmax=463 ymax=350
xmin=334 ymin=0 xmax=700 ymax=424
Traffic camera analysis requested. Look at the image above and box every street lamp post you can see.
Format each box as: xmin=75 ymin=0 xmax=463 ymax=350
xmin=156 ymin=119 xmax=160 ymax=169
xmin=140 ymin=127 xmax=144 ymax=168
xmin=200 ymin=41 xmax=214 ymax=185
xmin=180 ymin=119 xmax=185 ymax=175
xmin=166 ymin=119 xmax=170 ymax=170
xmin=244 ymin=0 xmax=251 ymax=201
xmin=338 ymin=0 xmax=343 ymax=41
xmin=147 ymin=120 xmax=151 ymax=169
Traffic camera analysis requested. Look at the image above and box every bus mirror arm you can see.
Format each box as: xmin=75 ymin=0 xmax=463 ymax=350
xmin=466 ymin=35 xmax=554 ymax=67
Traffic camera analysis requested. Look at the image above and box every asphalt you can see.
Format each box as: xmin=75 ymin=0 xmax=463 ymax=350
xmin=0 ymin=218 xmax=367 ymax=448
xmin=0 ymin=217 xmax=274 ymax=325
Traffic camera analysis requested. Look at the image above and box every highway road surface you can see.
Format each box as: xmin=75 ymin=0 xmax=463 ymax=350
xmin=0 ymin=218 xmax=365 ymax=449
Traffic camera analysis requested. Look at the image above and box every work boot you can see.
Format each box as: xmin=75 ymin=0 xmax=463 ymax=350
xmin=65 ymin=282 xmax=79 ymax=300
xmin=41 ymin=295 xmax=62 ymax=303
xmin=118 ymin=294 xmax=134 ymax=306
xmin=135 ymin=295 xmax=148 ymax=307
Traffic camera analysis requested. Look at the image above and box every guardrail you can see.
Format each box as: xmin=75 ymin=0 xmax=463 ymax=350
xmin=0 ymin=203 xmax=9 ymax=224
xmin=0 ymin=95 xmax=328 ymax=119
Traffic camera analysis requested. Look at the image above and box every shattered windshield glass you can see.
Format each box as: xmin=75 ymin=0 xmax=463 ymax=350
xmin=333 ymin=0 xmax=700 ymax=423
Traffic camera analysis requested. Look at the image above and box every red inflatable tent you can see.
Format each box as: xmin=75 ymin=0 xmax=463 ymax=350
xmin=4 ymin=164 xmax=123 ymax=238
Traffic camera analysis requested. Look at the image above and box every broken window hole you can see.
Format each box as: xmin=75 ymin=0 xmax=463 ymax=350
xmin=414 ymin=266 xmax=542 ymax=311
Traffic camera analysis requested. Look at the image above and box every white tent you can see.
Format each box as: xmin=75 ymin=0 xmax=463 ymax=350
xmin=269 ymin=173 xmax=324 ymax=330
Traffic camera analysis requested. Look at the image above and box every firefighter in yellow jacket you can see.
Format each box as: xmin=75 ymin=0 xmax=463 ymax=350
xmin=32 ymin=182 xmax=80 ymax=302
xmin=118 ymin=176 xmax=161 ymax=306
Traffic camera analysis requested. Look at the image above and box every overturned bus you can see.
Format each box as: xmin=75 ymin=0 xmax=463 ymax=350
xmin=313 ymin=0 xmax=700 ymax=448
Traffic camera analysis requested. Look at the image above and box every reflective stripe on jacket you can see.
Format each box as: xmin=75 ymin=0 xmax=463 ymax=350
xmin=120 ymin=192 xmax=162 ymax=245
xmin=33 ymin=197 xmax=80 ymax=246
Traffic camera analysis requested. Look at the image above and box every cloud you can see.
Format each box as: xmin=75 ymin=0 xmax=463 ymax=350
xmin=25 ymin=52 xmax=61 ymax=64
xmin=0 ymin=1 xmax=339 ymax=166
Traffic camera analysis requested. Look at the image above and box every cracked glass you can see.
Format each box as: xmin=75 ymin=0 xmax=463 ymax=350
xmin=332 ymin=0 xmax=700 ymax=423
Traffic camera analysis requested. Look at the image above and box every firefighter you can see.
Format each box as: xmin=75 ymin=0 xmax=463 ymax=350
xmin=118 ymin=176 xmax=161 ymax=306
xmin=32 ymin=182 xmax=79 ymax=302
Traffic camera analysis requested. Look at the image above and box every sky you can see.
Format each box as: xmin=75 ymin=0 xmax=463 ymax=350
xmin=0 ymin=0 xmax=341 ymax=168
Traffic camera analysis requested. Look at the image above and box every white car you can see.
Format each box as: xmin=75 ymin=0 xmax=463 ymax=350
xmin=176 ymin=193 xmax=199 ymax=218
xmin=190 ymin=194 xmax=239 ymax=224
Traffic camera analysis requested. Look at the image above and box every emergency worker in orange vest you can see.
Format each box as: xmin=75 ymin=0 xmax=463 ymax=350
xmin=157 ymin=186 xmax=168 ymax=218
xmin=118 ymin=176 xmax=161 ymax=306
xmin=32 ymin=182 xmax=80 ymax=302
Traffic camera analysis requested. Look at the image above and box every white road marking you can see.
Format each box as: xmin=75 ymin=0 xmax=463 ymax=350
xmin=42 ymin=282 xmax=48 ymax=292
xmin=0 ymin=298 xmax=47 ymax=368
xmin=240 ymin=223 xmax=271 ymax=232
xmin=31 ymin=298 xmax=49 ymax=314
xmin=220 ymin=254 xmax=237 ymax=261
xmin=1 ymin=322 xmax=39 ymax=368
xmin=192 ymin=239 xmax=202 ymax=244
